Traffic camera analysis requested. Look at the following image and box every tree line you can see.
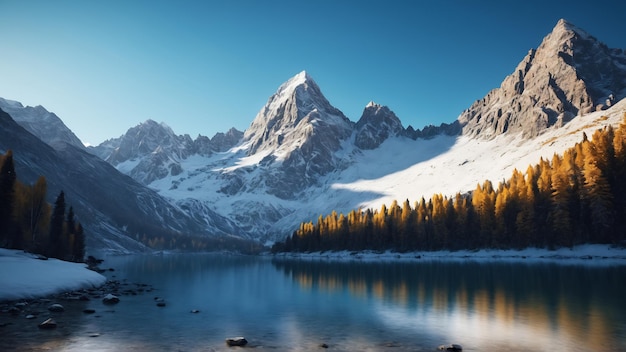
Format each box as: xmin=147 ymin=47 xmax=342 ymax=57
xmin=0 ymin=150 xmax=85 ymax=262
xmin=273 ymin=115 xmax=626 ymax=253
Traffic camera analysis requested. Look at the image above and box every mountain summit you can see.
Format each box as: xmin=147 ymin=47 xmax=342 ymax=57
xmin=243 ymin=70 xmax=352 ymax=156
xmin=241 ymin=71 xmax=353 ymax=198
xmin=459 ymin=18 xmax=626 ymax=138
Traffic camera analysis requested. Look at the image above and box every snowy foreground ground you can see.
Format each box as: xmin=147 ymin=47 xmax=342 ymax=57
xmin=0 ymin=248 xmax=106 ymax=301
xmin=1 ymin=245 xmax=625 ymax=302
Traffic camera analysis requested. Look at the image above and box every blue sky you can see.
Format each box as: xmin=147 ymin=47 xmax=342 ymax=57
xmin=1 ymin=0 xmax=625 ymax=146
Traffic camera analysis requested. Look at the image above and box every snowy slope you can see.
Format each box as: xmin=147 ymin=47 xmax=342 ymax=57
xmin=146 ymin=98 xmax=626 ymax=242
xmin=266 ymin=98 xmax=626 ymax=237
xmin=335 ymin=98 xmax=626 ymax=209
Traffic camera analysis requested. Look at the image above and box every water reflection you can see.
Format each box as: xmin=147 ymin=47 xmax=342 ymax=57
xmin=272 ymin=259 xmax=626 ymax=351
xmin=3 ymin=255 xmax=624 ymax=351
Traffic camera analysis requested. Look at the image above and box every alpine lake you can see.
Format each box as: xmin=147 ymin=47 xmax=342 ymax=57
xmin=2 ymin=253 xmax=625 ymax=352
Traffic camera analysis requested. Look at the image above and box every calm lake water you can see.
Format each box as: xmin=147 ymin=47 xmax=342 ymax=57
xmin=3 ymin=254 xmax=626 ymax=351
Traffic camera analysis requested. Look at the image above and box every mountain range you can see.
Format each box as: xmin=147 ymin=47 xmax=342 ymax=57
xmin=1 ymin=19 xmax=625 ymax=250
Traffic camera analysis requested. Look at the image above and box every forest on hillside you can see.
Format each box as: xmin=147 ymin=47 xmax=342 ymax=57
xmin=272 ymin=114 xmax=626 ymax=253
xmin=0 ymin=150 xmax=85 ymax=261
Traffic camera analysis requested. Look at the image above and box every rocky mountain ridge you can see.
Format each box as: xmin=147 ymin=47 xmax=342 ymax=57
xmin=459 ymin=19 xmax=626 ymax=139
xmin=0 ymin=97 xmax=85 ymax=150
xmin=89 ymin=120 xmax=243 ymax=185
xmin=3 ymin=19 xmax=626 ymax=246
xmin=90 ymin=71 xmax=461 ymax=197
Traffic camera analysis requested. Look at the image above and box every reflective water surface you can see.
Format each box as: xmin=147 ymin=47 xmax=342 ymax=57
xmin=2 ymin=254 xmax=625 ymax=351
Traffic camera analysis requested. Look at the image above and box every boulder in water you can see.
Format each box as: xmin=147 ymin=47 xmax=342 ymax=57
xmin=48 ymin=303 xmax=64 ymax=312
xmin=225 ymin=337 xmax=248 ymax=347
xmin=102 ymin=294 xmax=120 ymax=304
xmin=38 ymin=318 xmax=57 ymax=329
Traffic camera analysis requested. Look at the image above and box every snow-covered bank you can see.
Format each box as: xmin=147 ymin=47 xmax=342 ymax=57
xmin=273 ymin=244 xmax=626 ymax=266
xmin=0 ymin=249 xmax=107 ymax=301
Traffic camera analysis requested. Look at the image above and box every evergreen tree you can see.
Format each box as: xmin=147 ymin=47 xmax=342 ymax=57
xmin=473 ymin=181 xmax=496 ymax=247
xmin=452 ymin=193 xmax=469 ymax=249
xmin=494 ymin=185 xmax=511 ymax=247
xmin=337 ymin=213 xmax=348 ymax=249
xmin=29 ymin=176 xmax=49 ymax=250
xmin=415 ymin=197 xmax=430 ymax=250
xmin=72 ymin=222 xmax=85 ymax=262
xmin=400 ymin=199 xmax=415 ymax=250
xmin=611 ymin=115 xmax=626 ymax=241
xmin=0 ymin=150 xmax=16 ymax=246
xmin=515 ymin=166 xmax=537 ymax=248
xmin=48 ymin=191 xmax=66 ymax=259
xmin=582 ymin=140 xmax=614 ymax=241
xmin=549 ymin=154 xmax=573 ymax=248
xmin=65 ymin=206 xmax=76 ymax=261
xmin=431 ymin=193 xmax=448 ymax=249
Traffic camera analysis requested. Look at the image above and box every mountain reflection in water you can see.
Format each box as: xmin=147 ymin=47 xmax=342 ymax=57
xmin=2 ymin=254 xmax=623 ymax=352
xmin=272 ymin=258 xmax=626 ymax=351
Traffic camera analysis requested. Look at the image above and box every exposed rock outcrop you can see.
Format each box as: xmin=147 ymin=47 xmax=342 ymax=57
xmin=89 ymin=120 xmax=243 ymax=185
xmin=241 ymin=71 xmax=354 ymax=198
xmin=0 ymin=98 xmax=85 ymax=150
xmin=355 ymin=102 xmax=404 ymax=149
xmin=459 ymin=19 xmax=626 ymax=139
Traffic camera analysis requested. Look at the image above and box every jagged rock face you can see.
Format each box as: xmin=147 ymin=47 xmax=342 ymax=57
xmin=91 ymin=120 xmax=243 ymax=185
xmin=0 ymin=98 xmax=85 ymax=149
xmin=95 ymin=120 xmax=191 ymax=185
xmin=459 ymin=19 xmax=626 ymax=139
xmin=104 ymin=120 xmax=189 ymax=165
xmin=242 ymin=71 xmax=354 ymax=198
xmin=408 ymin=121 xmax=462 ymax=139
xmin=176 ymin=128 xmax=242 ymax=157
xmin=244 ymin=71 xmax=352 ymax=154
xmin=207 ymin=128 xmax=244 ymax=153
xmin=355 ymin=102 xmax=404 ymax=149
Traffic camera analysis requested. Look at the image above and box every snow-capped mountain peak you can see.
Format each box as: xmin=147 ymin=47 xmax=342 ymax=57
xmin=548 ymin=18 xmax=592 ymax=45
xmin=243 ymin=71 xmax=352 ymax=156
xmin=274 ymin=70 xmax=310 ymax=96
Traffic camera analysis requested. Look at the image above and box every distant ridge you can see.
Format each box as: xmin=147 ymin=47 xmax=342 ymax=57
xmin=0 ymin=97 xmax=85 ymax=149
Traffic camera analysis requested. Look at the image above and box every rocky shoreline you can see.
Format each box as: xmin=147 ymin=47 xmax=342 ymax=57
xmin=0 ymin=257 xmax=159 ymax=351
xmin=0 ymin=277 xmax=155 ymax=324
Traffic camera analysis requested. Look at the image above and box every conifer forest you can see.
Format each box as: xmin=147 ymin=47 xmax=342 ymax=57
xmin=273 ymin=115 xmax=626 ymax=253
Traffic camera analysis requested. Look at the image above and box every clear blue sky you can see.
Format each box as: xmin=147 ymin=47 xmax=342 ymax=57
xmin=1 ymin=0 xmax=625 ymax=146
